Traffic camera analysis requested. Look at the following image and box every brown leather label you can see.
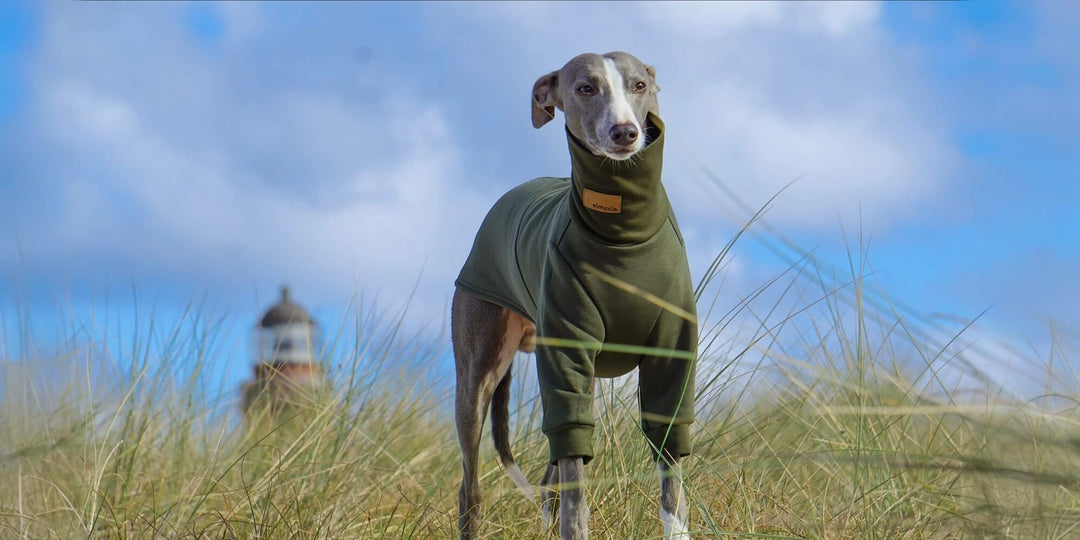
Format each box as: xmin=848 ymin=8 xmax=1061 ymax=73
xmin=582 ymin=188 xmax=622 ymax=214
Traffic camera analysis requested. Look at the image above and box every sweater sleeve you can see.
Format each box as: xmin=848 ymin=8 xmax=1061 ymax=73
xmin=638 ymin=309 xmax=696 ymax=461
xmin=536 ymin=248 xmax=605 ymax=464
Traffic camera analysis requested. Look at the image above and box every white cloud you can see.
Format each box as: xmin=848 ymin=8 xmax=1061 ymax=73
xmin=12 ymin=3 xmax=495 ymax=323
xmin=639 ymin=2 xmax=880 ymax=39
xmin=39 ymin=80 xmax=473 ymax=315
xmin=666 ymin=78 xmax=953 ymax=230
xmin=7 ymin=1 xmax=959 ymax=329
xmin=637 ymin=2 xmax=784 ymax=37
xmin=438 ymin=1 xmax=958 ymax=233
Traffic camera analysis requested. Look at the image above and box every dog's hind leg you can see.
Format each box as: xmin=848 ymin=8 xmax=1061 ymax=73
xmin=454 ymin=376 xmax=486 ymax=540
xmin=453 ymin=292 xmax=505 ymax=538
xmin=452 ymin=291 xmax=531 ymax=539
xmin=658 ymin=458 xmax=690 ymax=539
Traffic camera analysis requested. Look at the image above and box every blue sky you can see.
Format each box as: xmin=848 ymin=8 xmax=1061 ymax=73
xmin=1 ymin=2 xmax=1077 ymax=399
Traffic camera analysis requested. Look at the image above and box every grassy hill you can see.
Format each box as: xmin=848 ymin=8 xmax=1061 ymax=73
xmin=3 ymin=259 xmax=1079 ymax=538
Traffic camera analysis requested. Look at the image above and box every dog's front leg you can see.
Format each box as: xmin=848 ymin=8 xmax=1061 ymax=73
xmin=659 ymin=458 xmax=690 ymax=538
xmin=558 ymin=457 xmax=589 ymax=539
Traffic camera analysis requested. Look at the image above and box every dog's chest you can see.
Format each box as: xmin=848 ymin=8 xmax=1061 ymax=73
xmin=541 ymin=215 xmax=693 ymax=377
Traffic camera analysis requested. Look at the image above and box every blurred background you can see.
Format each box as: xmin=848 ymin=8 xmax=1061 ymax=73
xmin=1 ymin=1 xmax=1077 ymax=403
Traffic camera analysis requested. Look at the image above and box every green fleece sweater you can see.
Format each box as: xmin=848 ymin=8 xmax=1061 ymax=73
xmin=455 ymin=114 xmax=696 ymax=463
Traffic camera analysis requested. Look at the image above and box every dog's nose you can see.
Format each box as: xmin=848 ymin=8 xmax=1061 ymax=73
xmin=609 ymin=123 xmax=639 ymax=144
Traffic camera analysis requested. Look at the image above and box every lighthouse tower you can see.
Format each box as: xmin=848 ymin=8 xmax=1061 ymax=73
xmin=242 ymin=285 xmax=324 ymax=416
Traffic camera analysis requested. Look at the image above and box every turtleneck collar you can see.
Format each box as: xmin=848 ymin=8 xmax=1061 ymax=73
xmin=567 ymin=112 xmax=669 ymax=244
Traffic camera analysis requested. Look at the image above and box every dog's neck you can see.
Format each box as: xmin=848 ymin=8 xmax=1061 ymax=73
xmin=566 ymin=112 xmax=669 ymax=244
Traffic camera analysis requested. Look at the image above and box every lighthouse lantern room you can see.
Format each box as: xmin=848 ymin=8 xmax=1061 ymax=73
xmin=242 ymin=285 xmax=324 ymax=415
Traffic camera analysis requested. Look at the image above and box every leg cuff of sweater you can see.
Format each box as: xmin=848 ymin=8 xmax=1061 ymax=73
xmin=644 ymin=423 xmax=691 ymax=460
xmin=546 ymin=424 xmax=594 ymax=464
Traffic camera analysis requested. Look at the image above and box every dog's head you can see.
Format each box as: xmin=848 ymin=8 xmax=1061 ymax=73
xmin=531 ymin=51 xmax=660 ymax=161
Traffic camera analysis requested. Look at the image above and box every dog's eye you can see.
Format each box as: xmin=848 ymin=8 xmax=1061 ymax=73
xmin=577 ymin=84 xmax=595 ymax=96
xmin=633 ymin=81 xmax=647 ymax=93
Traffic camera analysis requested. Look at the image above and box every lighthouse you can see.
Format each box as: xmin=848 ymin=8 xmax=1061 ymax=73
xmin=242 ymin=285 xmax=325 ymax=416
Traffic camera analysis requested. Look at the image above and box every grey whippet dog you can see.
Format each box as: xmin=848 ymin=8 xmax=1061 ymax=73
xmin=453 ymin=51 xmax=694 ymax=539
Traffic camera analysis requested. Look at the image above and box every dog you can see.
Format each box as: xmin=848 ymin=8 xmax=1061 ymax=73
xmin=453 ymin=51 xmax=697 ymax=539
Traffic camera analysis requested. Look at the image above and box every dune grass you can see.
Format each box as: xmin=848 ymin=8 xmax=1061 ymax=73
xmin=3 ymin=251 xmax=1080 ymax=538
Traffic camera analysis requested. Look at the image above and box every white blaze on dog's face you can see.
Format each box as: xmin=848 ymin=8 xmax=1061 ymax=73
xmin=531 ymin=51 xmax=660 ymax=160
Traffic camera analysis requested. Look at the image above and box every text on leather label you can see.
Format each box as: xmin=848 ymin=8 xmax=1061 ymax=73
xmin=582 ymin=188 xmax=622 ymax=214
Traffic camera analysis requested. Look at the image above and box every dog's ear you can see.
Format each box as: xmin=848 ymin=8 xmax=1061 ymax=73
xmin=645 ymin=64 xmax=661 ymax=93
xmin=644 ymin=64 xmax=661 ymax=116
xmin=531 ymin=71 xmax=559 ymax=129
